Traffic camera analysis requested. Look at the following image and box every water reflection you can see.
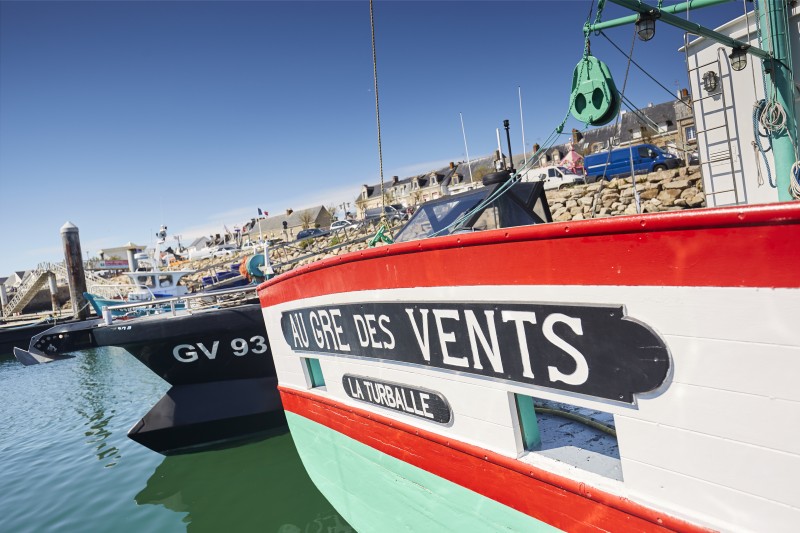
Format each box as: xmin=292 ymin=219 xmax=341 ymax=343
xmin=136 ymin=433 xmax=353 ymax=533
xmin=74 ymin=349 xmax=125 ymax=466
xmin=70 ymin=347 xmax=168 ymax=467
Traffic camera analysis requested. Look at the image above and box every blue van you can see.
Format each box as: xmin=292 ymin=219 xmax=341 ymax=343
xmin=583 ymin=144 xmax=682 ymax=182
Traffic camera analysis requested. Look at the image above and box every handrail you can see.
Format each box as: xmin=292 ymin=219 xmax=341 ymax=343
xmin=99 ymin=285 xmax=258 ymax=324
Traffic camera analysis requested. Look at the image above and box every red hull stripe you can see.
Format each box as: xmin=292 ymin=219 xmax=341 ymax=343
xmin=259 ymin=203 xmax=800 ymax=307
xmin=280 ymin=386 xmax=714 ymax=533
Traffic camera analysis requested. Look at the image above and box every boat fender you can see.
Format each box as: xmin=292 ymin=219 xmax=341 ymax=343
xmin=239 ymin=256 xmax=251 ymax=281
xmin=482 ymin=170 xmax=512 ymax=185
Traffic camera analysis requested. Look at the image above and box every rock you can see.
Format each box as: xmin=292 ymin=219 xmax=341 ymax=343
xmin=569 ymin=206 xmax=583 ymax=215
xmin=555 ymin=211 xmax=572 ymax=222
xmin=639 ymin=188 xmax=659 ymax=200
xmin=658 ymin=189 xmax=682 ymax=202
xmin=579 ymin=197 xmax=593 ymax=206
xmin=687 ymin=192 xmax=706 ymax=207
xmin=680 ymin=187 xmax=699 ymax=199
xmin=663 ymin=179 xmax=690 ymax=189
xmin=572 ymin=213 xmax=585 ymax=221
xmin=673 ymin=199 xmax=688 ymax=207
xmin=566 ymin=199 xmax=578 ymax=209
xmin=623 ymin=204 xmax=639 ymax=215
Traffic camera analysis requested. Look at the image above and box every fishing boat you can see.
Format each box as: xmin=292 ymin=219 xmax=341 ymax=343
xmin=256 ymin=2 xmax=800 ymax=531
xmin=15 ymin=287 xmax=285 ymax=454
xmin=83 ymin=226 xmax=196 ymax=317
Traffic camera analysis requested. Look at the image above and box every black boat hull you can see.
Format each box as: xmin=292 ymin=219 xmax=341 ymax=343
xmin=127 ymin=377 xmax=286 ymax=454
xmin=17 ymin=303 xmax=284 ymax=454
xmin=92 ymin=303 xmax=275 ymax=385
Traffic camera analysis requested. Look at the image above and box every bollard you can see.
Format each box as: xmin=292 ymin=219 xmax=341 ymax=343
xmin=60 ymin=222 xmax=89 ymax=321
xmin=102 ymin=306 xmax=113 ymax=325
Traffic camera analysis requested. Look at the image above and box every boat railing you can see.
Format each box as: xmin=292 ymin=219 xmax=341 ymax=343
xmin=87 ymin=283 xmax=138 ymax=300
xmin=98 ymin=285 xmax=257 ymax=324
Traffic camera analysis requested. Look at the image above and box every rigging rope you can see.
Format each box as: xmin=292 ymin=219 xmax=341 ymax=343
xmin=369 ymin=0 xmax=386 ymax=223
xmin=591 ymin=23 xmax=637 ymax=218
xmin=599 ymin=30 xmax=692 ymax=109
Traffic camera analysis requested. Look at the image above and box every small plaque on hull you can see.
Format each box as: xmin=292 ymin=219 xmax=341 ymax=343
xmin=342 ymin=374 xmax=451 ymax=424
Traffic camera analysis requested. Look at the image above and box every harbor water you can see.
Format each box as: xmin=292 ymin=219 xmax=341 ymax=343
xmin=0 ymin=347 xmax=352 ymax=532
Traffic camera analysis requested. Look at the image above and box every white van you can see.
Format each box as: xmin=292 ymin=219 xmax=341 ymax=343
xmin=524 ymin=166 xmax=586 ymax=190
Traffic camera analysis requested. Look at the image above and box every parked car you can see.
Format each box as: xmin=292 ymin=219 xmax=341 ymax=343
xmin=212 ymin=244 xmax=239 ymax=258
xmin=330 ymin=220 xmax=359 ymax=232
xmin=390 ymin=204 xmax=411 ymax=221
xmin=583 ymin=143 xmax=683 ymax=182
xmin=526 ymin=165 xmax=586 ymax=190
xmin=363 ymin=205 xmax=404 ymax=223
xmin=188 ymin=247 xmax=215 ymax=261
xmin=296 ymin=228 xmax=329 ymax=241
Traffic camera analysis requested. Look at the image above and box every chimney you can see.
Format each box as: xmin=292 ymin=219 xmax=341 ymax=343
xmin=449 ymin=162 xmax=455 ymax=169
xmin=392 ymin=175 xmax=399 ymax=185
xmin=286 ymin=208 xmax=293 ymax=216
xmin=571 ymin=128 xmax=582 ymax=144
xmin=532 ymin=143 xmax=540 ymax=153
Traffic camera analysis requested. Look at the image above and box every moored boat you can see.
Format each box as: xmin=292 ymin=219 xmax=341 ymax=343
xmin=255 ymin=2 xmax=800 ymax=531
xmin=15 ymin=287 xmax=285 ymax=454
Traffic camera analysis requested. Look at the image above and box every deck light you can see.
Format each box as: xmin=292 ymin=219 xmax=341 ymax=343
xmin=702 ymin=71 xmax=719 ymax=92
xmin=636 ymin=12 xmax=656 ymax=42
xmin=729 ymin=47 xmax=748 ymax=71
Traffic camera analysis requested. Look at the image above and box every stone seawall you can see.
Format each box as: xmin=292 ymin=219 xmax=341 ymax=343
xmin=546 ymin=165 xmax=705 ymax=221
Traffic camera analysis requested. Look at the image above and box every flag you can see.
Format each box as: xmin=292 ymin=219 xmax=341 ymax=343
xmin=258 ymin=208 xmax=263 ymax=216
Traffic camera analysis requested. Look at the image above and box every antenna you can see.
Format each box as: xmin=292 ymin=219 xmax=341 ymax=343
xmin=459 ymin=113 xmax=474 ymax=182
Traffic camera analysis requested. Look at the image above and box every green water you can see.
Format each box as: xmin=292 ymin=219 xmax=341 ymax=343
xmin=0 ymin=347 xmax=352 ymax=532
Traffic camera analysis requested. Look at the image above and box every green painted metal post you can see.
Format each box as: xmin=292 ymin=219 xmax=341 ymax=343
xmin=589 ymin=0 xmax=735 ymax=33
xmin=758 ymin=0 xmax=797 ymax=201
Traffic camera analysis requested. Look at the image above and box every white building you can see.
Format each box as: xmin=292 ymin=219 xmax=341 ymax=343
xmin=684 ymin=8 xmax=800 ymax=206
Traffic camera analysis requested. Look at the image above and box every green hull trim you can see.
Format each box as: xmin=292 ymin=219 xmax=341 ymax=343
xmin=286 ymin=412 xmax=562 ymax=532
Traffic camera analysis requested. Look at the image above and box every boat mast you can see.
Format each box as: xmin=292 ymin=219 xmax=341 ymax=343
xmin=591 ymin=0 xmax=797 ymax=200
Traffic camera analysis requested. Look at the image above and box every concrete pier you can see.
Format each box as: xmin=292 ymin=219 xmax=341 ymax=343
xmin=47 ymin=272 xmax=59 ymax=315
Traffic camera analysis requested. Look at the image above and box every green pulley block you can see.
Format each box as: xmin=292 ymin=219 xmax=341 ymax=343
xmin=569 ymin=55 xmax=620 ymax=126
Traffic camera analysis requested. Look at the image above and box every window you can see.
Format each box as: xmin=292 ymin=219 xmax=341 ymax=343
xmin=304 ymin=358 xmax=326 ymax=388
xmin=685 ymin=125 xmax=697 ymax=141
xmin=514 ymin=394 xmax=541 ymax=451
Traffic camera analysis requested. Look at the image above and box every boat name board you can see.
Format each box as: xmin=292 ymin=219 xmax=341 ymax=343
xmin=281 ymin=302 xmax=670 ymax=403
xmin=170 ymin=335 xmax=269 ymax=363
xmin=343 ymin=374 xmax=451 ymax=423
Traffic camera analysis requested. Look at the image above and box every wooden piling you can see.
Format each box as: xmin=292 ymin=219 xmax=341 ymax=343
xmin=60 ymin=222 xmax=89 ymax=320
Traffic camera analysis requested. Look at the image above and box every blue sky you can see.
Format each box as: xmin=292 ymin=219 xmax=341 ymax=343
xmin=0 ymin=0 xmax=746 ymax=274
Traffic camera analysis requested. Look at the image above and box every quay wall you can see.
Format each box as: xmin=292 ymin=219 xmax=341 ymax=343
xmin=545 ymin=165 xmax=706 ymax=222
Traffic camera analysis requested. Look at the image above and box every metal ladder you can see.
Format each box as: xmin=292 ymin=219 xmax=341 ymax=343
xmin=2 ymin=266 xmax=52 ymax=316
xmin=684 ymin=40 xmax=743 ymax=206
